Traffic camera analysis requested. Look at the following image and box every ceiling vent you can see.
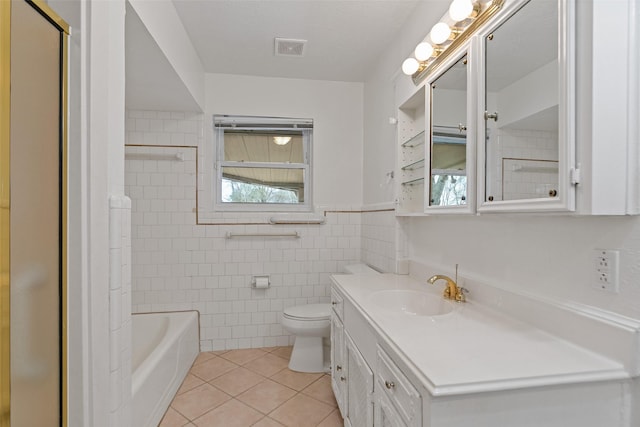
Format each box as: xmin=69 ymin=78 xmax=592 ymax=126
xmin=274 ymin=38 xmax=307 ymax=57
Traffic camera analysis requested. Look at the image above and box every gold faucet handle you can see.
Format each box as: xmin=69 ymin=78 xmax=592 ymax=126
xmin=442 ymin=286 xmax=452 ymax=299
xmin=454 ymin=287 xmax=468 ymax=302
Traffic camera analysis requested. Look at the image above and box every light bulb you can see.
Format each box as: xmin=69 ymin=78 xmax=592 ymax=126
xmin=430 ymin=22 xmax=452 ymax=45
xmin=402 ymin=58 xmax=420 ymax=75
xmin=414 ymin=42 xmax=434 ymax=61
xmin=449 ymin=0 xmax=474 ymax=22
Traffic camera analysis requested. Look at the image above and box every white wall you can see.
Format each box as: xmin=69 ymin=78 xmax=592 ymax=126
xmin=362 ymin=1 xmax=640 ymax=320
xmin=128 ymin=0 xmax=205 ymax=110
xmin=44 ymin=0 xmax=87 ymax=424
xmin=48 ymin=0 xmax=130 ymax=425
xmin=206 ymin=73 xmax=364 ymax=207
xmin=362 ymin=1 xmax=449 ymax=206
xmin=125 ymin=108 xmax=363 ymax=350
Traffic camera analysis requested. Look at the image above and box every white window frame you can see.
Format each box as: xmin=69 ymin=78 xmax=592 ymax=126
xmin=212 ymin=115 xmax=313 ymax=213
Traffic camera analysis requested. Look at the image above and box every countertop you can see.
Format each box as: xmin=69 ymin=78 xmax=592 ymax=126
xmin=331 ymin=273 xmax=629 ymax=396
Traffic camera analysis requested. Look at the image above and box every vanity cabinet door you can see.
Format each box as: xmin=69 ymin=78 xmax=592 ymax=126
xmin=375 ymin=388 xmax=408 ymax=427
xmin=376 ymin=347 xmax=421 ymax=427
xmin=344 ymin=333 xmax=374 ymax=427
xmin=330 ymin=313 xmax=346 ymax=416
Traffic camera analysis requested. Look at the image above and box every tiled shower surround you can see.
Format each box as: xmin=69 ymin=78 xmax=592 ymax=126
xmin=125 ymin=110 xmax=396 ymax=351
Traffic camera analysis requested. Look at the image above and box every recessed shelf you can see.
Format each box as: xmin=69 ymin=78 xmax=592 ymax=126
xmin=401 ymin=159 xmax=425 ymax=171
xmin=401 ymin=177 xmax=425 ymax=186
xmin=401 ymin=131 xmax=425 ymax=148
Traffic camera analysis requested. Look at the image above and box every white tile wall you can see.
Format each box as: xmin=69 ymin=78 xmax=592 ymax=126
xmin=487 ymin=128 xmax=558 ymax=201
xmin=362 ymin=208 xmax=397 ymax=273
xmin=108 ymin=195 xmax=132 ymax=426
xmin=125 ymin=110 xmax=369 ymax=351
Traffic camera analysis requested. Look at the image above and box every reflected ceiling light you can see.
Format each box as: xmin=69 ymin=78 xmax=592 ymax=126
xmin=400 ymin=0 xmax=504 ymax=78
xmin=449 ymin=0 xmax=475 ymax=22
xmin=273 ymin=136 xmax=292 ymax=145
xmin=430 ymin=22 xmax=452 ymax=45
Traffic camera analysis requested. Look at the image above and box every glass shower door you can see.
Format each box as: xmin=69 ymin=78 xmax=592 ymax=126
xmin=1 ymin=1 xmax=69 ymax=425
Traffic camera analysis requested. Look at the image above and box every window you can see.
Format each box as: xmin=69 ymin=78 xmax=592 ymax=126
xmin=214 ymin=115 xmax=313 ymax=211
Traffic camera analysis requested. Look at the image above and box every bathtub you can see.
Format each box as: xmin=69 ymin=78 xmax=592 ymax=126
xmin=132 ymin=311 xmax=199 ymax=427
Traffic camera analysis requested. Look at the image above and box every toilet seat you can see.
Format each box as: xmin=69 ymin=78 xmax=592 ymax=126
xmin=283 ymin=303 xmax=330 ymax=321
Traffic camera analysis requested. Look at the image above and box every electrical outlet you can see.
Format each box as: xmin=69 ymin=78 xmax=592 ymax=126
xmin=593 ymin=249 xmax=619 ymax=293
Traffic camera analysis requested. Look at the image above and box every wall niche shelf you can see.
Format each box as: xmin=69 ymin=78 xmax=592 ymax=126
xmin=401 ymin=159 xmax=425 ymax=171
xmin=402 ymin=177 xmax=425 ymax=186
xmin=396 ymin=86 xmax=426 ymax=215
xmin=401 ymin=131 xmax=425 ymax=148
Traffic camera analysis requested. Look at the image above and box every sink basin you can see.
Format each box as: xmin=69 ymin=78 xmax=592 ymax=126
xmin=367 ymin=290 xmax=454 ymax=317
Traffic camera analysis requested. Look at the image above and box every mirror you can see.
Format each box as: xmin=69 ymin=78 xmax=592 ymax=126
xmin=430 ymin=55 xmax=468 ymax=207
xmin=483 ymin=0 xmax=559 ymax=203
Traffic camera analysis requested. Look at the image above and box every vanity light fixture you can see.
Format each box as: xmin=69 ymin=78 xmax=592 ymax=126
xmin=414 ymin=42 xmax=435 ymax=61
xmin=430 ymin=22 xmax=453 ymax=45
xmin=449 ymin=0 xmax=476 ymax=22
xmin=273 ymin=136 xmax=292 ymax=145
xmin=401 ymin=0 xmax=504 ymax=83
xmin=402 ymin=58 xmax=420 ymax=76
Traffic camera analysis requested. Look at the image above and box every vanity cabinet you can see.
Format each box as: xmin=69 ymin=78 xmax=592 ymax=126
xmin=331 ymin=272 xmax=638 ymax=427
xmin=374 ymin=347 xmax=421 ymax=427
xmin=345 ymin=334 xmax=374 ymax=427
xmin=331 ymin=287 xmax=374 ymax=427
xmin=330 ymin=289 xmax=346 ymax=415
xmin=331 ymin=284 xmax=421 ymax=427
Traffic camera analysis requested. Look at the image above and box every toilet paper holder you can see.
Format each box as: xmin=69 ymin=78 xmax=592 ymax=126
xmin=252 ymin=275 xmax=270 ymax=289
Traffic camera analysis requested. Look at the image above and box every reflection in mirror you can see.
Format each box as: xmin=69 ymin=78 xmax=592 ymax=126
xmin=430 ymin=55 xmax=467 ymax=206
xmin=484 ymin=0 xmax=559 ymax=202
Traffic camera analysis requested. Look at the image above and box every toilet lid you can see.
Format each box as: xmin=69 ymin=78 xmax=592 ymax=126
xmin=283 ymin=303 xmax=331 ymax=320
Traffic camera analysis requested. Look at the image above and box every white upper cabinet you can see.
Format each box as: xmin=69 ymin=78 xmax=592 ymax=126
xmin=477 ymin=0 xmax=576 ymax=212
xmin=394 ymin=0 xmax=639 ymax=215
xmin=574 ymin=0 xmax=640 ymax=215
xmin=425 ymin=47 xmax=476 ymax=214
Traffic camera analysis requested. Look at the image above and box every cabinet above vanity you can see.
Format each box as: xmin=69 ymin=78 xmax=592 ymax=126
xmin=394 ymin=0 xmax=640 ymax=215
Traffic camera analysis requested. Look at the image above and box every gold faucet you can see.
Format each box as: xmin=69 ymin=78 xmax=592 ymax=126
xmin=427 ymin=264 xmax=467 ymax=302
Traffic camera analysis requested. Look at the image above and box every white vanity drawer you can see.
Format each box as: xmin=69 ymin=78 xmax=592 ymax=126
xmin=331 ymin=287 xmax=344 ymax=321
xmin=376 ymin=347 xmax=421 ymax=427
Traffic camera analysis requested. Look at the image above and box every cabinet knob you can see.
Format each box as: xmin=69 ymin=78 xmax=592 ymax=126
xmin=336 ymin=365 xmax=342 ymax=371
xmin=340 ymin=376 xmax=346 ymax=382
xmin=331 ymin=301 xmax=337 ymax=305
xmin=384 ymin=380 xmax=395 ymax=390
xmin=484 ymin=111 xmax=499 ymax=122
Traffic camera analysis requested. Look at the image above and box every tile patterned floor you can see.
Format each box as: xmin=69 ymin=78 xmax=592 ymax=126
xmin=159 ymin=346 xmax=344 ymax=427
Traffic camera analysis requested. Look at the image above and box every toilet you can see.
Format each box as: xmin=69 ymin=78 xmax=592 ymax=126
xmin=281 ymin=303 xmax=331 ymax=373
xmin=281 ymin=264 xmax=379 ymax=373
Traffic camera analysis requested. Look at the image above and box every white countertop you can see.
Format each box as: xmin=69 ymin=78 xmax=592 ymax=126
xmin=331 ymin=273 xmax=629 ymax=396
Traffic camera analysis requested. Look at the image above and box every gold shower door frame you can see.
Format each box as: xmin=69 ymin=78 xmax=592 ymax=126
xmin=0 ymin=1 xmax=69 ymax=425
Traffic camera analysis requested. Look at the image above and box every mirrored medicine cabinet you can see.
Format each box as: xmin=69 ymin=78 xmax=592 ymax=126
xmin=395 ymin=0 xmax=578 ymax=216
xmin=478 ymin=0 xmax=575 ymax=213
xmin=427 ymin=53 xmax=474 ymax=213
